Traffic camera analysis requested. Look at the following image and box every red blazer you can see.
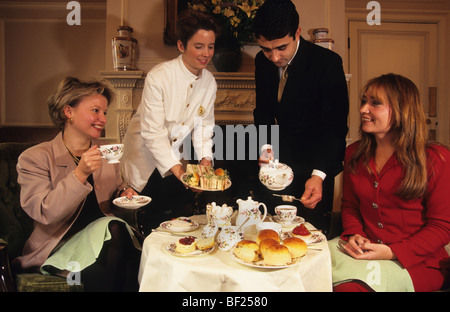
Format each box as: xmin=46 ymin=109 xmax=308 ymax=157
xmin=341 ymin=141 xmax=450 ymax=291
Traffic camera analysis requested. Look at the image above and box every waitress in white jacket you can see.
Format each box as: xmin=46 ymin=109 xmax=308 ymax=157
xmin=121 ymin=10 xmax=220 ymax=232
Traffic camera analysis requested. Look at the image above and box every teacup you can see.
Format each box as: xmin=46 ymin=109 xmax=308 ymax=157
xmin=99 ymin=144 xmax=124 ymax=164
xmin=275 ymin=205 xmax=297 ymax=224
xmin=201 ymin=222 xmax=218 ymax=239
xmin=256 ymin=221 xmax=283 ymax=234
xmin=216 ymin=226 xmax=244 ymax=251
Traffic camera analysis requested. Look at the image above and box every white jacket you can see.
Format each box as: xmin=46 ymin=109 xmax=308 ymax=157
xmin=121 ymin=55 xmax=216 ymax=192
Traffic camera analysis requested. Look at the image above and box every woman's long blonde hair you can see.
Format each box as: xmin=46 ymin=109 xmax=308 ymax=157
xmin=348 ymin=73 xmax=430 ymax=199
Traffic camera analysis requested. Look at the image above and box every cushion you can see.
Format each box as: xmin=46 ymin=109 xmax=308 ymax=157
xmin=16 ymin=273 xmax=84 ymax=292
xmin=0 ymin=143 xmax=35 ymax=260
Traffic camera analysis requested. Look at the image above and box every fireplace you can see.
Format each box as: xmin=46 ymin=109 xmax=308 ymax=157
xmin=100 ymin=70 xmax=256 ymax=143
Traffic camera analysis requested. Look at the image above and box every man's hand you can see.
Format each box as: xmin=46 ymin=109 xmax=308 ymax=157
xmin=300 ymin=175 xmax=323 ymax=208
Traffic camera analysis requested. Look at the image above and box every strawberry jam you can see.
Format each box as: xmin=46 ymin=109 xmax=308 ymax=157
xmin=179 ymin=236 xmax=196 ymax=245
xmin=293 ymin=224 xmax=310 ymax=236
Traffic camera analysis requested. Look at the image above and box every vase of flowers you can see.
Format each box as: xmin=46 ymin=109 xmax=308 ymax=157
xmin=188 ymin=0 xmax=264 ymax=72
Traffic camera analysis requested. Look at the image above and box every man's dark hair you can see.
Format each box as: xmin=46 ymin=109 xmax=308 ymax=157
xmin=253 ymin=0 xmax=299 ymax=41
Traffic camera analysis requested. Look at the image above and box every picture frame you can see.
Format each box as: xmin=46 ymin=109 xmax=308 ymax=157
xmin=164 ymin=0 xmax=189 ymax=45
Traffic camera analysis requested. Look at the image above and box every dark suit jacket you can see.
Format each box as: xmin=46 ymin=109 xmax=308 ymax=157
xmin=254 ymin=37 xmax=349 ymax=179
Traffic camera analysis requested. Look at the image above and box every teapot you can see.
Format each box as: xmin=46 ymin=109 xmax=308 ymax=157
xmin=236 ymin=197 xmax=267 ymax=229
xmin=259 ymin=159 xmax=294 ymax=191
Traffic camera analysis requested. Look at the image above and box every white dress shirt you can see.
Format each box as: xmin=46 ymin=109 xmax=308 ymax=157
xmin=121 ymin=55 xmax=216 ymax=191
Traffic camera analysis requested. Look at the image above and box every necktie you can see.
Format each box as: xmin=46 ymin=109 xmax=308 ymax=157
xmin=278 ymin=66 xmax=289 ymax=102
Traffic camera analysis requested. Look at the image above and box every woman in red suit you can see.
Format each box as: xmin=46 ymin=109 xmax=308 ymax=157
xmin=331 ymin=73 xmax=450 ymax=292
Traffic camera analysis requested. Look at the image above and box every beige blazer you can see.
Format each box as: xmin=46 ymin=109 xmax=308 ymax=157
xmin=14 ymin=132 xmax=124 ymax=271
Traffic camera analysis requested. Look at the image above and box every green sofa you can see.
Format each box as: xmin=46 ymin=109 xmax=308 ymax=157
xmin=0 ymin=142 xmax=84 ymax=292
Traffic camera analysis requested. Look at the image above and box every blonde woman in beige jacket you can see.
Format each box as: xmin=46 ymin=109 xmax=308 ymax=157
xmin=15 ymin=77 xmax=141 ymax=291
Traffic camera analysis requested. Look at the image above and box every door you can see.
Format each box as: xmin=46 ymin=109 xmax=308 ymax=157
xmin=348 ymin=21 xmax=439 ymax=142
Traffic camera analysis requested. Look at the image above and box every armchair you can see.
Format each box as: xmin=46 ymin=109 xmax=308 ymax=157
xmin=0 ymin=142 xmax=84 ymax=292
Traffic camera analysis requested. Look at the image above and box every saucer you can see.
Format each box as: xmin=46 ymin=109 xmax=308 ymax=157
xmin=272 ymin=215 xmax=305 ymax=226
xmin=160 ymin=217 xmax=199 ymax=233
xmin=112 ymin=195 xmax=152 ymax=209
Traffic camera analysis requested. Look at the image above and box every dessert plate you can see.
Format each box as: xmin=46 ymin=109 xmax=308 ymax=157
xmin=180 ymin=173 xmax=231 ymax=192
xmin=166 ymin=243 xmax=215 ymax=257
xmin=159 ymin=217 xmax=199 ymax=232
xmin=112 ymin=195 xmax=151 ymax=209
xmin=281 ymin=231 xmax=326 ymax=245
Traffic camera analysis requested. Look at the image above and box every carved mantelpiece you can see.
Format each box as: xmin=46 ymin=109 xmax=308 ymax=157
xmin=100 ymin=70 xmax=256 ymax=143
xmin=213 ymin=72 xmax=255 ymax=125
xmin=100 ymin=70 xmax=145 ymax=143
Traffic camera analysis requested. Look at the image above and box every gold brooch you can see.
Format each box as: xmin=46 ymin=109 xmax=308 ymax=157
xmin=198 ymin=105 xmax=205 ymax=116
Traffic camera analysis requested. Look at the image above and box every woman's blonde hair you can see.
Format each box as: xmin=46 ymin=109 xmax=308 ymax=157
xmin=348 ymin=73 xmax=430 ymax=199
xmin=48 ymin=76 xmax=113 ymax=130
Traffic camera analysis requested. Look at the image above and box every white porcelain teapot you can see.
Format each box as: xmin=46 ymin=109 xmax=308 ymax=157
xmin=235 ymin=197 xmax=267 ymax=229
xmin=259 ymin=159 xmax=294 ymax=191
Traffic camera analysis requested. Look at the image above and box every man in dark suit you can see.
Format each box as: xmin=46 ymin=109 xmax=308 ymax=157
xmin=252 ymin=0 xmax=349 ymax=232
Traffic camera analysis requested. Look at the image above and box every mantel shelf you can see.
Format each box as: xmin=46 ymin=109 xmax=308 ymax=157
xmin=99 ymin=70 xmax=257 ymax=142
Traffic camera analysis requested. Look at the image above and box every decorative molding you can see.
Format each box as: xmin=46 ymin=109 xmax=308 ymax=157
xmin=100 ymin=71 xmax=145 ymax=142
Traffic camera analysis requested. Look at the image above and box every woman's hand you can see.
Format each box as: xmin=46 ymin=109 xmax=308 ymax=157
xmin=73 ymin=145 xmax=103 ymax=183
xmin=343 ymin=234 xmax=396 ymax=260
xmin=119 ymin=187 xmax=138 ymax=199
xmin=170 ymin=164 xmax=185 ymax=181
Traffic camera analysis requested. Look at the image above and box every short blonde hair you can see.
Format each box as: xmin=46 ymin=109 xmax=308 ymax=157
xmin=47 ymin=76 xmax=113 ymax=130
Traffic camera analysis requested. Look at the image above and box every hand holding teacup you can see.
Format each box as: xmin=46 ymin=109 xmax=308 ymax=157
xmin=98 ymin=144 xmax=124 ymax=164
xmin=73 ymin=145 xmax=103 ymax=183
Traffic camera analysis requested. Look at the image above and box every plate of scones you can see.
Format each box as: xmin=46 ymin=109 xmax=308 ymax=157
xmin=231 ymin=229 xmax=308 ymax=269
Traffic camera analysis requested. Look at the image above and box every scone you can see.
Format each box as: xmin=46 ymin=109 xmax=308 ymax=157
xmin=259 ymin=238 xmax=280 ymax=259
xmin=197 ymin=236 xmax=215 ymax=250
xmin=175 ymin=236 xmax=197 ymax=253
xmin=233 ymin=240 xmax=260 ymax=262
xmin=263 ymin=244 xmax=292 ymax=266
xmin=292 ymin=224 xmax=312 ymax=240
xmin=283 ymin=237 xmax=307 ymax=258
xmin=256 ymin=229 xmax=280 ymax=244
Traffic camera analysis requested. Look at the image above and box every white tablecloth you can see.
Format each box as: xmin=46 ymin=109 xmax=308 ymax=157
xmin=138 ymin=215 xmax=332 ymax=292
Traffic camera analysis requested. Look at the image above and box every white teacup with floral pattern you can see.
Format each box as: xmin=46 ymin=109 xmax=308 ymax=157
xmin=216 ymin=226 xmax=244 ymax=251
xmin=201 ymin=222 xmax=218 ymax=239
xmin=275 ymin=205 xmax=297 ymax=224
xmin=99 ymin=144 xmax=124 ymax=164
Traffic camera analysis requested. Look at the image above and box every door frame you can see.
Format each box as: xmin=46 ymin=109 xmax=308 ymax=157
xmin=345 ymin=8 xmax=450 ymax=146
